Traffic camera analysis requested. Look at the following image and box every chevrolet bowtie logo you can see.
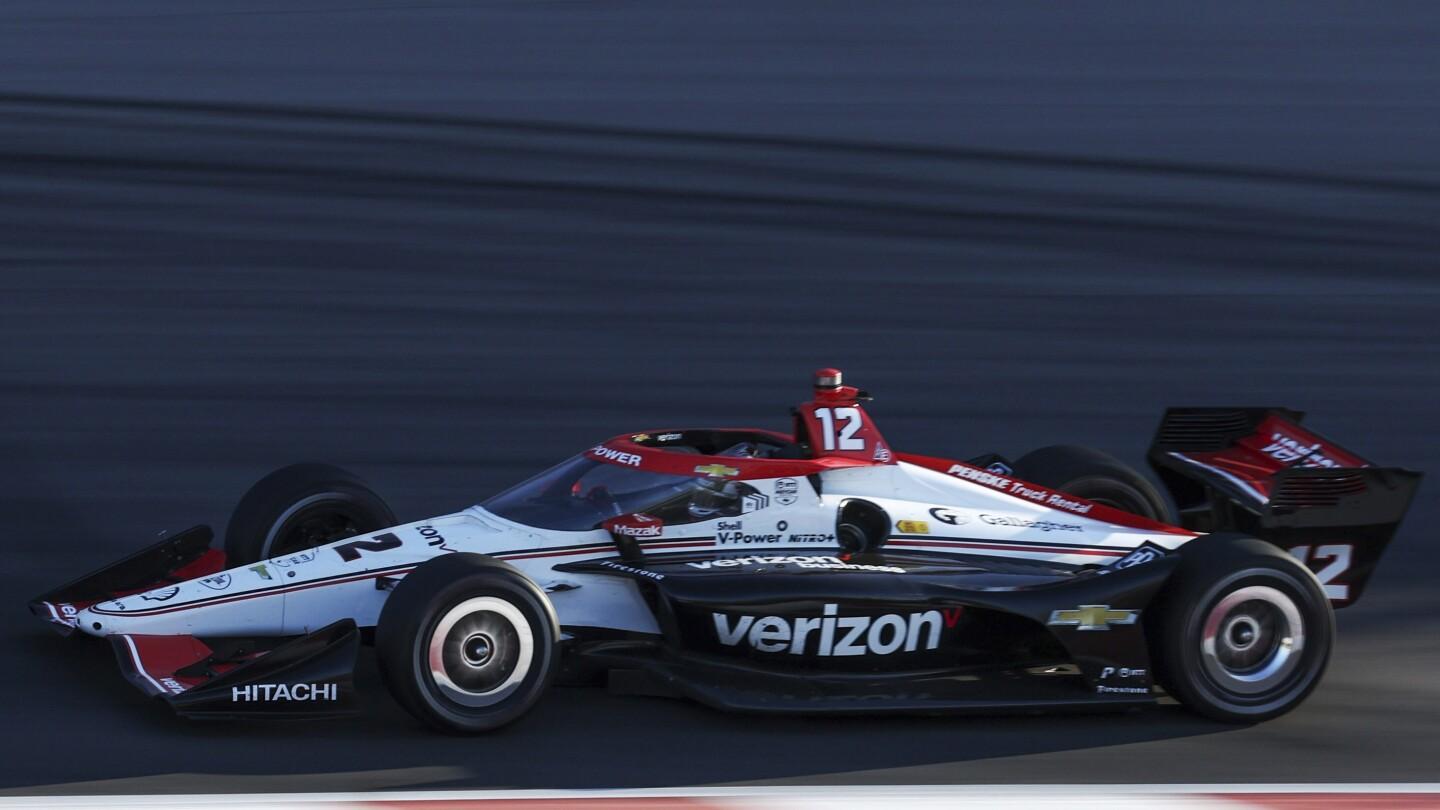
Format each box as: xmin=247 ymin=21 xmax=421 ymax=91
xmin=1048 ymin=605 xmax=1139 ymax=631
xmin=693 ymin=464 xmax=739 ymax=478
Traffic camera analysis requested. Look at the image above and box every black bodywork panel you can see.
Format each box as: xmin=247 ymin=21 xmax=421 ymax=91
xmin=1148 ymin=407 xmax=1422 ymax=605
xmin=557 ymin=547 xmax=1176 ymax=714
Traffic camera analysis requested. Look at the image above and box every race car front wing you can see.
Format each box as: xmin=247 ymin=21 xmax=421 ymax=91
xmin=112 ymin=618 xmax=361 ymax=720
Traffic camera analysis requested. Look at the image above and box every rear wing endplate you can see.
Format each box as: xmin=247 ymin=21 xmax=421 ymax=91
xmin=1148 ymin=407 xmax=1421 ymax=605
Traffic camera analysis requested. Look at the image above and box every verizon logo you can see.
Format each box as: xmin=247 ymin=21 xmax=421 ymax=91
xmin=1261 ymin=432 xmax=1341 ymax=468
xmin=712 ymin=603 xmax=961 ymax=656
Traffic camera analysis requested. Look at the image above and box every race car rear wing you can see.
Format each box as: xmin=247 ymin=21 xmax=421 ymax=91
xmin=1148 ymin=407 xmax=1422 ymax=605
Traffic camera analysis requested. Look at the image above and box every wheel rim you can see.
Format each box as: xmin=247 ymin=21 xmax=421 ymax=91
xmin=1200 ymin=585 xmax=1305 ymax=696
xmin=426 ymin=597 xmax=534 ymax=708
xmin=264 ymin=494 xmax=371 ymax=557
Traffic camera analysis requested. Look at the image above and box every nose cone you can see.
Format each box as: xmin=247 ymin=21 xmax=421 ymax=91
xmin=75 ymin=606 xmax=109 ymax=637
xmin=76 ymin=586 xmax=187 ymax=637
xmin=77 ymin=572 xmax=286 ymax=638
xmin=75 ymin=600 xmax=140 ymax=637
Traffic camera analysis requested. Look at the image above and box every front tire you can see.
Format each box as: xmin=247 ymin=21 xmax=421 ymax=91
xmin=1150 ymin=535 xmax=1334 ymax=722
xmin=224 ymin=463 xmax=396 ymax=565
xmin=376 ymin=553 xmax=558 ymax=733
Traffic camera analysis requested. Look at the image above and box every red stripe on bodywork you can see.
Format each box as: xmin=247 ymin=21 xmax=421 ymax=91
xmin=501 ymin=540 xmax=714 ymax=561
xmin=90 ymin=566 xmax=418 ymax=617
xmin=897 ymin=453 xmax=1196 ymax=536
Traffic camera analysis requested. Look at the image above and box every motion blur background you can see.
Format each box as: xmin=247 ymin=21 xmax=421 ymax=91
xmin=1 ymin=0 xmax=1436 ymax=794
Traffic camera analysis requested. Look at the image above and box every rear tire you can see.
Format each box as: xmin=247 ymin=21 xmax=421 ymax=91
xmin=1012 ymin=445 xmax=1175 ymax=522
xmin=224 ymin=463 xmax=396 ymax=565
xmin=1149 ymin=535 xmax=1333 ymax=722
xmin=376 ymin=553 xmax=558 ymax=733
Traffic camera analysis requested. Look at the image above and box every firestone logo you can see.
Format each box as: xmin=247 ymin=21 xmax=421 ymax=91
xmin=712 ymin=603 xmax=961 ymax=656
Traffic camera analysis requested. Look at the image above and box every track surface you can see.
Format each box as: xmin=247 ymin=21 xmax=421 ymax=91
xmin=1 ymin=1 xmax=1438 ymax=795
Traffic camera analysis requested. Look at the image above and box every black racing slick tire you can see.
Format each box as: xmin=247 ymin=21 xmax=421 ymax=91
xmin=376 ymin=553 xmax=559 ymax=734
xmin=1012 ymin=445 xmax=1175 ymax=522
xmin=224 ymin=463 xmax=397 ymax=565
xmin=1149 ymin=534 xmax=1334 ymax=723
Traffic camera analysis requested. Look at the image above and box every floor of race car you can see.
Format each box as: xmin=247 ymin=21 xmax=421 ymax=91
xmin=1 ymin=0 xmax=1438 ymax=795
xmin=2 ymin=562 xmax=1434 ymax=792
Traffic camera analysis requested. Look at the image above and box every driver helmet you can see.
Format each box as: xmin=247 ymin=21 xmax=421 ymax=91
xmin=688 ymin=476 xmax=740 ymax=519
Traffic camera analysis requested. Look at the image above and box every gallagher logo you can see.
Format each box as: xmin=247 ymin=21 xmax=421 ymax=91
xmin=712 ymin=603 xmax=962 ymax=656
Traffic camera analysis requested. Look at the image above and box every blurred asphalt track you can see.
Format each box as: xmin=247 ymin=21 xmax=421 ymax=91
xmin=0 ymin=0 xmax=1437 ymax=795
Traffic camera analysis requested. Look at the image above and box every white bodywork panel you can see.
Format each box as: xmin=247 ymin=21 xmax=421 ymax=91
xmin=76 ymin=461 xmax=1193 ymax=639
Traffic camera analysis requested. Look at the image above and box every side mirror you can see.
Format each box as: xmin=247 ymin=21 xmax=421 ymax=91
xmin=836 ymin=499 xmax=889 ymax=554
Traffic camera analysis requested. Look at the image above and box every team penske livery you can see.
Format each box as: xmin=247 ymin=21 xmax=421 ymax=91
xmin=30 ymin=370 xmax=1420 ymax=731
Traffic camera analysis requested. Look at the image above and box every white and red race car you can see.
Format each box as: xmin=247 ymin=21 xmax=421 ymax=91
xmin=31 ymin=369 xmax=1420 ymax=732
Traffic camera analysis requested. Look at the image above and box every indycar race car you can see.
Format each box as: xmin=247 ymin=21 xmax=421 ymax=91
xmin=31 ymin=369 xmax=1421 ymax=732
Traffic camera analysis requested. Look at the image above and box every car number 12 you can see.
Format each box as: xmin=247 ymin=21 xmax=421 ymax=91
xmin=814 ymin=407 xmax=865 ymax=451
xmin=1289 ymin=544 xmax=1353 ymax=601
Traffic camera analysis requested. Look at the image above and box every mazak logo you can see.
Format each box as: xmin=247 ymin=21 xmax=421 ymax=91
xmin=604 ymin=514 xmax=663 ymax=538
xmin=712 ymin=603 xmax=962 ymax=656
